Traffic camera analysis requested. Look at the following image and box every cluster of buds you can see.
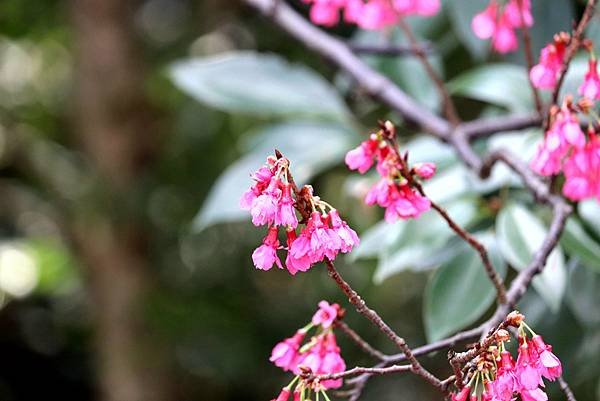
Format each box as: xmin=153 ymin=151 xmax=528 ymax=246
xmin=301 ymin=0 xmax=440 ymax=29
xmin=269 ymin=301 xmax=346 ymax=401
xmin=241 ymin=153 xmax=359 ymax=274
xmin=345 ymin=121 xmax=436 ymax=222
xmin=531 ymin=97 xmax=600 ymax=201
xmin=451 ymin=311 xmax=562 ymax=401
xmin=471 ymin=0 xmax=533 ymax=54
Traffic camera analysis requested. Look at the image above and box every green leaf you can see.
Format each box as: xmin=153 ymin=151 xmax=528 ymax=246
xmin=192 ymin=121 xmax=355 ymax=230
xmin=579 ymin=200 xmax=600 ymax=239
xmin=566 ymin=261 xmax=600 ymax=327
xmin=372 ymin=198 xmax=479 ymax=283
xmin=496 ymin=203 xmax=566 ymax=312
xmin=169 ymin=51 xmax=349 ymax=120
xmin=424 ymin=233 xmax=506 ymax=342
xmin=561 ymin=219 xmax=600 ymax=273
xmin=448 ymin=64 xmax=532 ymax=112
xmin=352 ymin=29 xmax=442 ymax=111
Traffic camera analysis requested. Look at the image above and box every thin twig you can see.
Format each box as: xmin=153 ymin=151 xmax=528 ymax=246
xmin=335 ymin=320 xmax=387 ymax=361
xmin=396 ymin=17 xmax=461 ymax=126
xmin=518 ymin=0 xmax=543 ymax=115
xmin=427 ymin=195 xmax=507 ymax=304
xmin=549 ymin=0 xmax=597 ymax=109
xmin=324 ymin=259 xmax=445 ymax=390
xmin=311 ymin=364 xmax=412 ymax=382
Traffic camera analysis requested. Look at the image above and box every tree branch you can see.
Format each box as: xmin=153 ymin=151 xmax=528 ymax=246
xmin=558 ymin=376 xmax=578 ymax=401
xmin=349 ymin=42 xmax=434 ymax=56
xmin=335 ymin=320 xmax=387 ymax=361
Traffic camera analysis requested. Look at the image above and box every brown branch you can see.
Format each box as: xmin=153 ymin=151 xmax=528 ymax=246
xmin=558 ymin=376 xmax=577 ymax=401
xmin=350 ymin=42 xmax=435 ymax=57
xmin=335 ymin=320 xmax=387 ymax=361
xmin=324 ymin=259 xmax=445 ymax=390
xmin=396 ymin=17 xmax=461 ymax=126
xmin=550 ymin=0 xmax=597 ymax=107
xmin=310 ymin=364 xmax=412 ymax=382
xmin=518 ymin=0 xmax=543 ymax=115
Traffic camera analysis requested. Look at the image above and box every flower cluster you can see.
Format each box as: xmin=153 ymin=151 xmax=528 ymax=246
xmin=471 ymin=0 xmax=533 ymax=54
xmin=529 ymin=33 xmax=569 ymax=90
xmin=345 ymin=121 xmax=435 ymax=221
xmin=451 ymin=311 xmax=562 ymax=401
xmin=241 ymin=154 xmax=359 ymax=274
xmin=530 ymin=98 xmax=600 ymax=201
xmin=269 ymin=301 xmax=346 ymax=401
xmin=302 ymin=0 xmax=440 ymax=29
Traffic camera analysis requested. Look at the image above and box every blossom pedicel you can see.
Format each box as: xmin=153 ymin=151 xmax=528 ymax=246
xmin=345 ymin=120 xmax=435 ymax=221
xmin=269 ymin=301 xmax=346 ymax=400
xmin=449 ymin=311 xmax=562 ymax=401
xmin=242 ymin=153 xmax=359 ymax=274
xmin=301 ymin=0 xmax=441 ymax=29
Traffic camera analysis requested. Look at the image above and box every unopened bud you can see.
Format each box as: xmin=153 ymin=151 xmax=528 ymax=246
xmin=495 ymin=329 xmax=510 ymax=342
xmin=506 ymin=310 xmax=525 ymax=327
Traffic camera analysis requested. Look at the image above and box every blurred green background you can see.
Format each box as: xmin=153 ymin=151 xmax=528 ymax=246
xmin=0 ymin=0 xmax=599 ymax=400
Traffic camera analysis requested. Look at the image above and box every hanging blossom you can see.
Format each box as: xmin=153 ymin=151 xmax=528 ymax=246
xmin=529 ymin=33 xmax=569 ymax=90
xmin=241 ymin=153 xmax=359 ymax=274
xmin=269 ymin=301 xmax=346 ymax=401
xmin=530 ymin=96 xmax=600 ymax=202
xmin=301 ymin=0 xmax=440 ymax=29
xmin=449 ymin=311 xmax=562 ymax=401
xmin=471 ymin=0 xmax=534 ymax=54
xmin=345 ymin=121 xmax=435 ymax=222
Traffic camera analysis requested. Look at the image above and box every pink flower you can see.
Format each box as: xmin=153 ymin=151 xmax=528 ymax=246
xmin=491 ymin=351 xmax=519 ymax=401
xmin=472 ymin=1 xmax=497 ymax=40
xmin=451 ymin=386 xmax=471 ymax=401
xmin=530 ymin=142 xmax=563 ymax=176
xmin=250 ymin=177 xmax=281 ymax=226
xmin=329 ymin=209 xmax=360 ymax=253
xmin=312 ymin=300 xmax=339 ymax=328
xmin=413 ymin=162 xmax=436 ymax=179
xmin=579 ymin=59 xmax=600 ymax=100
xmin=356 ymin=0 xmax=398 ymax=29
xmin=345 ymin=139 xmax=377 ymax=174
xmin=275 ymin=184 xmax=298 ymax=228
xmin=515 ymin=343 xmax=543 ymax=390
xmin=298 ymin=332 xmax=346 ymax=389
xmin=393 ymin=0 xmax=440 ymax=16
xmin=492 ymin=18 xmax=518 ymax=54
xmin=365 ymin=178 xmax=395 ymax=207
xmin=530 ymin=40 xmax=567 ymax=90
xmin=286 ymin=229 xmax=313 ymax=275
xmin=504 ymin=0 xmax=533 ymax=28
xmin=563 ymin=133 xmax=600 ymax=201
xmin=310 ymin=212 xmax=343 ymax=261
xmin=344 ymin=0 xmax=363 ymax=23
xmin=520 ymin=388 xmax=548 ymax=401
xmin=384 ymin=185 xmax=431 ymax=221
xmin=270 ymin=330 xmax=306 ymax=371
xmin=252 ymin=226 xmax=283 ymax=270
xmin=275 ymin=388 xmax=291 ymax=401
xmin=309 ymin=1 xmax=341 ymax=26
xmin=530 ymin=335 xmax=562 ymax=381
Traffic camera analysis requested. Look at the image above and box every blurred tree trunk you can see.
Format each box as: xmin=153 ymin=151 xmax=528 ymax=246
xmin=70 ymin=1 xmax=171 ymax=401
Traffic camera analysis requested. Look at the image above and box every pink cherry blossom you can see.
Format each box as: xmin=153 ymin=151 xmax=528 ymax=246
xmin=270 ymin=330 xmax=306 ymax=371
xmin=384 ymin=185 xmax=431 ymax=222
xmin=297 ymin=332 xmax=346 ymax=389
xmin=329 ymin=209 xmax=360 ymax=252
xmin=579 ymin=58 xmax=600 ymax=100
xmin=515 ymin=343 xmax=543 ymax=390
xmin=310 ymin=212 xmax=343 ymax=260
xmin=393 ymin=0 xmax=440 ymax=16
xmin=345 ymin=138 xmax=378 ymax=174
xmin=504 ymin=0 xmax=533 ymax=28
xmin=312 ymin=300 xmax=339 ymax=328
xmin=451 ymin=385 xmax=470 ymax=401
xmin=530 ymin=335 xmax=562 ymax=381
xmin=520 ymin=388 xmax=548 ymax=401
xmin=309 ymin=1 xmax=341 ymax=26
xmin=492 ymin=18 xmax=518 ymax=54
xmin=413 ymin=162 xmax=436 ymax=179
xmin=275 ymin=387 xmax=291 ymax=401
xmin=472 ymin=1 xmax=497 ymax=39
xmin=530 ymin=39 xmax=567 ymax=90
xmin=252 ymin=226 xmax=283 ymax=270
xmin=275 ymin=183 xmax=298 ymax=228
xmin=285 ymin=229 xmax=313 ymax=275
xmin=250 ymin=177 xmax=281 ymax=226
xmin=563 ymin=134 xmax=600 ymax=201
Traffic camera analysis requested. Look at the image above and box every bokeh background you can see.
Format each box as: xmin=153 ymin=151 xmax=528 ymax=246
xmin=0 ymin=0 xmax=599 ymax=400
